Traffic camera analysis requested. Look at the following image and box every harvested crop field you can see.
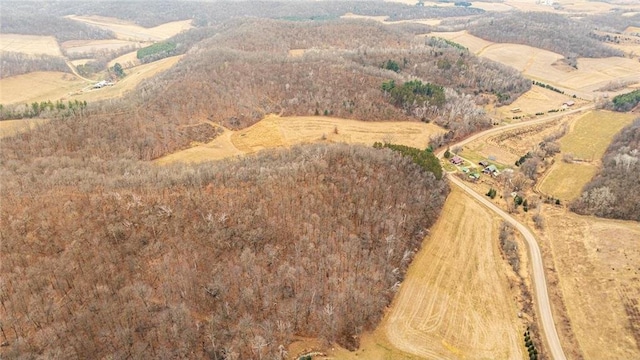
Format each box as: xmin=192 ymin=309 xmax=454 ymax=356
xmin=0 ymin=34 xmax=62 ymax=56
xmin=61 ymin=39 xmax=142 ymax=56
xmin=66 ymin=15 xmax=192 ymax=41
xmin=538 ymin=206 xmax=640 ymax=360
xmin=0 ymin=72 xmax=84 ymax=105
xmin=382 ymin=187 xmax=524 ymax=359
xmin=430 ymin=31 xmax=640 ymax=98
xmin=156 ymin=115 xmax=444 ymax=164
xmin=492 ymin=86 xmax=580 ymax=120
xmin=428 ymin=30 xmax=493 ymax=54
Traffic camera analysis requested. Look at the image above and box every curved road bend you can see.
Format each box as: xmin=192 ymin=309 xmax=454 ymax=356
xmin=436 ymin=108 xmax=597 ymax=360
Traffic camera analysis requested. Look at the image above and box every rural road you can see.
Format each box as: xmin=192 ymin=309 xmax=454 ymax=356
xmin=437 ymin=107 xmax=595 ymax=360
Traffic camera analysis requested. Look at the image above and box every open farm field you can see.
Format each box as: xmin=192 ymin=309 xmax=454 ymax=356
xmin=61 ymin=39 xmax=142 ymax=56
xmin=340 ymin=13 xmax=442 ymax=26
xmin=0 ymin=55 xmax=181 ymax=106
xmin=0 ymin=119 xmax=49 ymax=139
xmin=0 ymin=72 xmax=84 ymax=105
xmin=432 ymin=31 xmax=640 ymax=99
xmin=470 ymin=2 xmax=513 ymax=12
xmin=108 ymin=50 xmax=140 ymax=68
xmin=72 ymin=55 xmax=183 ymax=103
xmin=66 ymin=15 xmax=192 ymax=41
xmin=0 ymin=34 xmax=62 ymax=57
xmin=538 ymin=162 xmax=599 ymax=201
xmin=492 ymin=86 xmax=580 ymax=120
xmin=538 ymin=206 xmax=640 ymax=360
xmin=427 ymin=30 xmax=493 ymax=54
xmin=156 ymin=115 xmax=444 ymax=164
xmin=560 ymin=110 xmax=636 ymax=161
xmin=538 ymin=110 xmax=635 ymax=201
xmin=626 ymin=26 xmax=640 ymax=34
xmin=382 ymin=187 xmax=524 ymax=359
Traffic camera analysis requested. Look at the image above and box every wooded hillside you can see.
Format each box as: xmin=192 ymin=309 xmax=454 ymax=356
xmin=0 ymin=143 xmax=449 ymax=359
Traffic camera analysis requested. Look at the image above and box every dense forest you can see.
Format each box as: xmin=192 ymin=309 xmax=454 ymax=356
xmin=0 ymin=141 xmax=449 ymax=358
xmin=571 ymin=118 xmax=640 ymax=221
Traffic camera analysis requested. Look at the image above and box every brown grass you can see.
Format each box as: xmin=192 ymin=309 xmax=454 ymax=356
xmin=0 ymin=34 xmax=62 ymax=57
xmin=156 ymin=115 xmax=444 ymax=164
xmin=60 ymin=39 xmax=144 ymax=56
xmin=66 ymin=15 xmax=193 ymax=42
xmin=381 ymin=187 xmax=524 ymax=359
xmin=108 ymin=51 xmax=140 ymax=68
xmin=430 ymin=31 xmax=640 ymax=98
xmin=537 ymin=205 xmax=640 ymax=360
xmin=0 ymin=71 xmax=84 ymax=105
xmin=538 ymin=162 xmax=600 ymax=201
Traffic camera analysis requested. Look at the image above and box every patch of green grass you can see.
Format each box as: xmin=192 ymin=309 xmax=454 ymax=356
xmin=561 ymin=110 xmax=635 ymax=160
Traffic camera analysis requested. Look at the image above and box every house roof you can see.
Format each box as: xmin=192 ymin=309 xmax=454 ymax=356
xmin=486 ymin=165 xmax=499 ymax=173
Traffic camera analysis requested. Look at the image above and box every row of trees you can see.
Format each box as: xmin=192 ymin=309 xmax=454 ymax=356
xmin=0 ymin=52 xmax=69 ymax=79
xmin=0 ymin=100 xmax=87 ymax=120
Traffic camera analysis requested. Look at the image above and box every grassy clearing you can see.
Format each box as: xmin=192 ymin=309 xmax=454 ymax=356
xmin=0 ymin=72 xmax=84 ymax=105
xmin=538 ymin=162 xmax=599 ymax=201
xmin=66 ymin=15 xmax=192 ymax=41
xmin=560 ymin=110 xmax=636 ymax=160
xmin=157 ymin=115 xmax=445 ymax=164
xmin=0 ymin=34 xmax=62 ymax=57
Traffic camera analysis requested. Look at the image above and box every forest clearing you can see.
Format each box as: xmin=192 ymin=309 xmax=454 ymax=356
xmin=65 ymin=15 xmax=193 ymax=41
xmin=156 ymin=115 xmax=445 ymax=164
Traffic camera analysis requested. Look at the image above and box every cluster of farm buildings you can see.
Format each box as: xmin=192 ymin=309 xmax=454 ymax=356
xmin=450 ymin=156 xmax=501 ymax=181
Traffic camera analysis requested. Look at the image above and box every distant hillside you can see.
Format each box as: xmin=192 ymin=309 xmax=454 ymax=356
xmin=129 ymin=19 xmax=528 ymax=145
xmin=571 ymin=118 xmax=640 ymax=221
xmin=458 ymin=12 xmax=623 ymax=64
xmin=0 ymin=143 xmax=449 ymax=359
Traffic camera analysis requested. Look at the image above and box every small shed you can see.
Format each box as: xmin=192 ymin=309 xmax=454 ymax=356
xmin=469 ymin=173 xmax=480 ymax=181
xmin=563 ymin=100 xmax=575 ymax=107
xmin=479 ymin=160 xmax=489 ymax=167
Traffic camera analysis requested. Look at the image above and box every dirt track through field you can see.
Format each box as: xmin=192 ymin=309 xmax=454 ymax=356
xmin=384 ymin=187 xmax=524 ymax=359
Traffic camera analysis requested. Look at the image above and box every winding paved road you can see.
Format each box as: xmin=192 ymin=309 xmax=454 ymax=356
xmin=438 ymin=106 xmax=595 ymax=360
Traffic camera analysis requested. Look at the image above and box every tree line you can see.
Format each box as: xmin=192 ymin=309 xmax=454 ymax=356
xmin=0 ymin=52 xmax=69 ymax=79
